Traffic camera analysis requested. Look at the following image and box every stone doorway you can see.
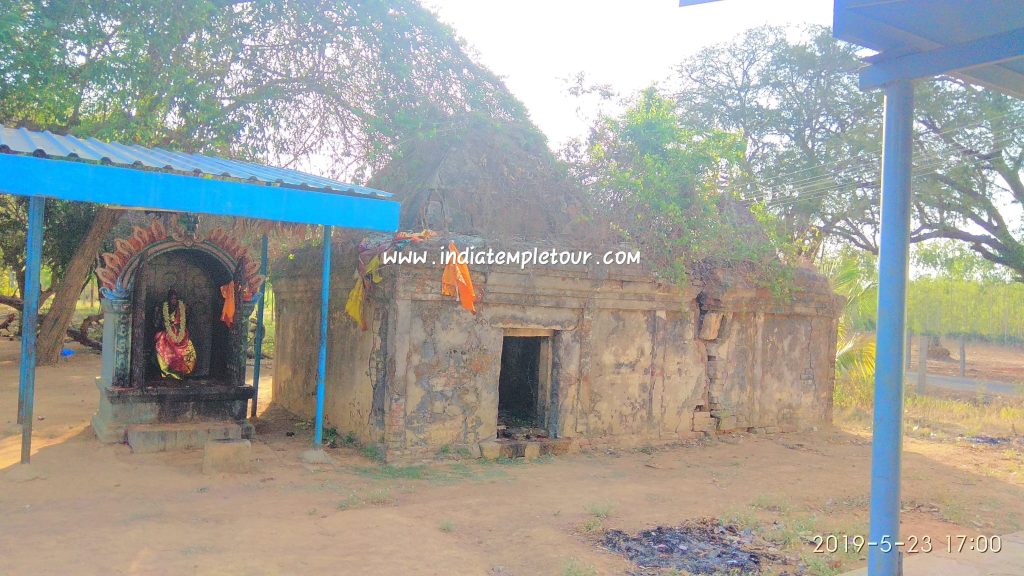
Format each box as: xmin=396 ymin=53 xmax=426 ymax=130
xmin=497 ymin=329 xmax=553 ymax=439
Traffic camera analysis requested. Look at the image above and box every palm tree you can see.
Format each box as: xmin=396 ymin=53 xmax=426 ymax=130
xmin=820 ymin=256 xmax=877 ymax=407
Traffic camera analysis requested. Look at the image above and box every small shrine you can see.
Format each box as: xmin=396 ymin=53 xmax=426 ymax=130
xmin=90 ymin=214 xmax=264 ymax=448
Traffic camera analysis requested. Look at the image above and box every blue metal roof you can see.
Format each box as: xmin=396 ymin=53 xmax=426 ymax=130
xmin=834 ymin=0 xmax=1024 ymax=97
xmin=0 ymin=124 xmax=391 ymax=198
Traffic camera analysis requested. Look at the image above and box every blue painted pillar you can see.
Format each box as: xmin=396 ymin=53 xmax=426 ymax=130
xmin=868 ymin=79 xmax=914 ymax=576
xmin=313 ymin=225 xmax=332 ymax=447
xmin=18 ymin=196 xmax=45 ymax=464
xmin=250 ymin=234 xmax=269 ymax=418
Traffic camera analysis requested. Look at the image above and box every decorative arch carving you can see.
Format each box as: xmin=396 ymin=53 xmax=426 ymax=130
xmin=96 ymin=219 xmax=265 ymax=301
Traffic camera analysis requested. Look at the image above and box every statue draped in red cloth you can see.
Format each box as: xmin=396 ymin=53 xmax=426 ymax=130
xmin=154 ymin=289 xmax=196 ymax=379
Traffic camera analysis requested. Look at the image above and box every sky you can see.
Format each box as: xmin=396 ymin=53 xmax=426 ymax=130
xmin=423 ymin=0 xmax=834 ymax=148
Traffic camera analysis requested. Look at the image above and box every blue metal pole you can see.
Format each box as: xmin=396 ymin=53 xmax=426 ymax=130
xmin=18 ymin=196 xmax=45 ymax=464
xmin=313 ymin=225 xmax=332 ymax=447
xmin=868 ymin=80 xmax=914 ymax=576
xmin=250 ymin=234 xmax=269 ymax=418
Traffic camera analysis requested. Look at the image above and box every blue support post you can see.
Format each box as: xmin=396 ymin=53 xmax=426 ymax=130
xmin=18 ymin=196 xmax=45 ymax=464
xmin=313 ymin=225 xmax=332 ymax=448
xmin=250 ymin=234 xmax=269 ymax=418
xmin=868 ymin=80 xmax=914 ymax=576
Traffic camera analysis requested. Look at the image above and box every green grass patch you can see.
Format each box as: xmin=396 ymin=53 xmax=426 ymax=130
xmin=587 ymin=502 xmax=614 ymax=519
xmin=560 ymin=559 xmax=597 ymax=576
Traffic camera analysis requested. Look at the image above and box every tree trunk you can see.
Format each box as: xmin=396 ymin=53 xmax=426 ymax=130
xmin=35 ymin=207 xmax=121 ymax=365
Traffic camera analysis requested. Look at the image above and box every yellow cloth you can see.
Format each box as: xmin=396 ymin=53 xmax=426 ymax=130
xmin=220 ymin=282 xmax=236 ymax=328
xmin=441 ymin=241 xmax=477 ymax=315
xmin=346 ymin=256 xmax=382 ymax=330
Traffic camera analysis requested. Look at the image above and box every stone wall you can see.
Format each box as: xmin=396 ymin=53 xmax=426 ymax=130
xmin=272 ymin=239 xmax=840 ymax=463
xmin=697 ymin=270 xmax=840 ymax=434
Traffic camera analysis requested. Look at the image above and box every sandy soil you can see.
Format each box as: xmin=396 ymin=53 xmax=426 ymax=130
xmin=3 ymin=339 xmax=1024 ymax=576
xmin=908 ymin=338 xmax=1024 ymax=385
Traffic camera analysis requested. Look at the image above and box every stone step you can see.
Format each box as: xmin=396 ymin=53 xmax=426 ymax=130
xmin=126 ymin=421 xmax=251 ymax=453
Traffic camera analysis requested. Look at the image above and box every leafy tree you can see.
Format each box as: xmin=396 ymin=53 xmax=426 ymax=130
xmin=0 ymin=0 xmax=529 ymax=363
xmin=672 ymin=25 xmax=882 ymax=261
xmin=566 ymin=87 xmax=789 ymax=287
xmin=911 ymin=80 xmax=1024 ymax=277
xmin=670 ymin=25 xmax=1024 ymax=281
xmin=912 ymin=239 xmax=1010 ymax=282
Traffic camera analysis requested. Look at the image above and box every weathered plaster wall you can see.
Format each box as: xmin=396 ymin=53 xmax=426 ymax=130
xmin=271 ymin=243 xmax=381 ymax=445
xmin=272 ymin=240 xmax=840 ymax=463
xmin=700 ymin=271 xmax=840 ymax=433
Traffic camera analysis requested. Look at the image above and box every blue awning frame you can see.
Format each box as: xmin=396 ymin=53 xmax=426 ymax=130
xmin=3 ymin=136 xmax=399 ymax=465
xmin=834 ymin=2 xmax=1024 ymax=575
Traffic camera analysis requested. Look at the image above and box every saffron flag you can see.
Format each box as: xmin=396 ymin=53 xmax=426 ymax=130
xmin=220 ymin=281 xmax=236 ymax=328
xmin=441 ymin=241 xmax=477 ymax=314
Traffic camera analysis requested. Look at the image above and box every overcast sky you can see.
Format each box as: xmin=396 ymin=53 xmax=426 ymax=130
xmin=424 ymin=0 xmax=834 ymax=147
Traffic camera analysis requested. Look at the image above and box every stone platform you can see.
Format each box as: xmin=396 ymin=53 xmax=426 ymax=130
xmin=125 ymin=420 xmax=254 ymax=453
xmin=92 ymin=377 xmax=254 ymax=444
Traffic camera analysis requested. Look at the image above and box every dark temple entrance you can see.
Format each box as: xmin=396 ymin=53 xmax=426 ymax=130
xmin=497 ymin=333 xmax=552 ymax=439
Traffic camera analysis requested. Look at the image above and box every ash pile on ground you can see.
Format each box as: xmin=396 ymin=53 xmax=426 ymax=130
xmin=602 ymin=519 xmax=787 ymax=575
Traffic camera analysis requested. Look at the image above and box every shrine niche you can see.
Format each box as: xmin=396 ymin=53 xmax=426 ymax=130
xmin=90 ymin=215 xmax=265 ymax=445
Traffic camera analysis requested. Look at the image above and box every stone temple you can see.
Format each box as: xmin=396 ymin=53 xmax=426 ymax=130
xmin=269 ymin=117 xmax=842 ymax=464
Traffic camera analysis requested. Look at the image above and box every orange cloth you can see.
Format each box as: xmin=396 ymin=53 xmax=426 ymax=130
xmin=441 ymin=241 xmax=477 ymax=315
xmin=220 ymin=281 xmax=236 ymax=328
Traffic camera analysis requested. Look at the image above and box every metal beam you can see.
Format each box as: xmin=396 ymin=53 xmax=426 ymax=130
xmin=860 ymin=27 xmax=1024 ymax=90
xmin=18 ymin=196 xmax=45 ymax=464
xmin=250 ymin=234 xmax=269 ymax=419
xmin=313 ymin=225 xmax=332 ymax=448
xmin=0 ymin=154 xmax=400 ymax=231
xmin=868 ymin=80 xmax=914 ymax=576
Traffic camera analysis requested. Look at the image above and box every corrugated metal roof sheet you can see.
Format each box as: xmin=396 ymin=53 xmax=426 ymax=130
xmin=0 ymin=125 xmax=391 ymax=198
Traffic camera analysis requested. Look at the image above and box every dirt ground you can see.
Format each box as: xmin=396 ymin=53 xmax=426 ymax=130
xmin=908 ymin=337 xmax=1024 ymax=385
xmin=3 ymin=339 xmax=1024 ymax=576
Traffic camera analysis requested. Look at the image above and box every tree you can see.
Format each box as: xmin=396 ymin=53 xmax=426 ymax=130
xmin=819 ymin=252 xmax=877 ymax=409
xmin=911 ymin=81 xmax=1024 ymax=277
xmin=565 ymin=87 xmax=788 ymax=286
xmin=912 ymin=239 xmax=1010 ymax=283
xmin=670 ymin=25 xmax=1024 ymax=281
xmin=671 ymin=25 xmax=882 ymax=262
xmin=0 ymin=0 xmax=530 ymax=363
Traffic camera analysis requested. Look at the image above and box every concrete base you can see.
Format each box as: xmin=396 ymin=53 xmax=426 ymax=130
xmin=126 ymin=421 xmax=249 ymax=453
xmin=299 ymin=448 xmax=335 ymax=465
xmin=203 ymin=439 xmax=253 ymax=474
xmin=91 ymin=379 xmax=254 ymax=444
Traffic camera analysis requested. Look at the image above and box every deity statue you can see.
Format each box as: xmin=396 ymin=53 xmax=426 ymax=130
xmin=154 ymin=289 xmax=197 ymax=379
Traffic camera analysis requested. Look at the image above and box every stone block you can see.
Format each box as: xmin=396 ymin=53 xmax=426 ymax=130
xmin=699 ymin=312 xmax=724 ymax=340
xmin=126 ymin=421 xmax=243 ymax=453
xmin=716 ymin=416 xmax=739 ymax=431
xmin=203 ymin=439 xmax=253 ymax=474
xmin=522 ymin=442 xmax=541 ymax=461
xmin=478 ymin=440 xmax=502 ymax=460
xmin=692 ymin=413 xmax=716 ymax=432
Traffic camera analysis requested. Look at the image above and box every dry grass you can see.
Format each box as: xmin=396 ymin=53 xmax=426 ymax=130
xmin=835 ymin=372 xmax=1024 ymax=439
